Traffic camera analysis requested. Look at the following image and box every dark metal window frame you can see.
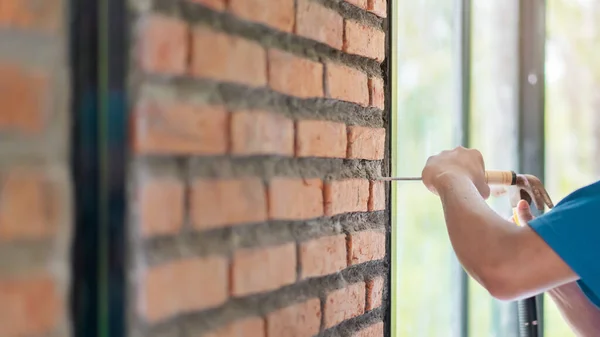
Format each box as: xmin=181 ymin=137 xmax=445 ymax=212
xmin=70 ymin=0 xmax=128 ymax=335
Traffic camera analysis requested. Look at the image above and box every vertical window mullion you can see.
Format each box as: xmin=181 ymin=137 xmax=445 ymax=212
xmin=518 ymin=0 xmax=547 ymax=336
xmin=454 ymin=0 xmax=472 ymax=334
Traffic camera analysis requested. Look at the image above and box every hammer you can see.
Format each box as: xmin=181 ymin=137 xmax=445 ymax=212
xmin=378 ymin=170 xmax=554 ymax=212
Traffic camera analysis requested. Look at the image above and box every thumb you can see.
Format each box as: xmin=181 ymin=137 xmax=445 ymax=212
xmin=516 ymin=199 xmax=535 ymax=223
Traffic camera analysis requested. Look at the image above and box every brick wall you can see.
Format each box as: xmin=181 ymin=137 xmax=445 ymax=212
xmin=0 ymin=1 xmax=72 ymax=337
xmin=129 ymin=0 xmax=389 ymax=336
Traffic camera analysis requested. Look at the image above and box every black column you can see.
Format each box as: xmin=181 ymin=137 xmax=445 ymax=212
xmin=518 ymin=0 xmax=547 ymax=336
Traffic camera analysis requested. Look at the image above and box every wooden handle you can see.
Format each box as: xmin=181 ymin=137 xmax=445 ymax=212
xmin=485 ymin=170 xmax=516 ymax=186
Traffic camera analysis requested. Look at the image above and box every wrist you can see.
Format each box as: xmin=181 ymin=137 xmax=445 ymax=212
xmin=433 ymin=171 xmax=471 ymax=192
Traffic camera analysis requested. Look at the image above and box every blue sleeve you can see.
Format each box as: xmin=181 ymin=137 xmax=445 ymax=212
xmin=528 ymin=181 xmax=600 ymax=308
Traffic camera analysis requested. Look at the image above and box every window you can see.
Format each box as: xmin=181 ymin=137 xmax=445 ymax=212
xmin=391 ymin=0 xmax=461 ymax=335
xmin=391 ymin=0 xmax=550 ymax=336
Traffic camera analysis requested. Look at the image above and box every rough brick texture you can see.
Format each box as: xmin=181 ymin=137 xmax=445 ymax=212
xmin=0 ymin=276 xmax=63 ymax=337
xmin=296 ymin=0 xmax=343 ymax=49
xmin=136 ymin=176 xmax=184 ymax=237
xmin=325 ymin=282 xmax=366 ymax=328
xmin=369 ymin=77 xmax=385 ymax=109
xmin=0 ymin=0 xmax=63 ymax=32
xmin=0 ymin=0 xmax=71 ymax=335
xmin=136 ymin=14 xmax=188 ymax=75
xmin=232 ymin=243 xmax=296 ymax=296
xmin=128 ymin=0 xmax=389 ymax=336
xmin=346 ymin=0 xmax=368 ymax=10
xmin=367 ymin=276 xmax=384 ymax=310
xmin=190 ymin=26 xmax=267 ymax=87
xmin=347 ymin=126 xmax=386 ymax=160
xmin=268 ymin=49 xmax=324 ymax=98
xmin=139 ymin=257 xmax=228 ymax=322
xmin=324 ymin=179 xmax=370 ymax=215
xmin=269 ymin=178 xmax=324 ymax=220
xmin=349 ymin=231 xmax=386 ymax=265
xmin=190 ymin=178 xmax=268 ymax=230
xmin=368 ymin=0 xmax=387 ymax=18
xmin=300 ymin=234 xmax=347 ymax=279
xmin=369 ymin=181 xmax=386 ymax=211
xmin=267 ymin=298 xmax=322 ymax=337
xmin=232 ymin=110 xmax=294 ymax=156
xmin=0 ymin=63 xmax=49 ymax=134
xmin=296 ymin=120 xmax=347 ymax=158
xmin=229 ymin=0 xmax=295 ymax=32
xmin=327 ymin=62 xmax=370 ymax=106
xmin=132 ymin=101 xmax=229 ymax=155
xmin=344 ymin=20 xmax=386 ymax=62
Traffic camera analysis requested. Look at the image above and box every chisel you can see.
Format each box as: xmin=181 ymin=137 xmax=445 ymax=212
xmin=377 ymin=170 xmax=518 ymax=185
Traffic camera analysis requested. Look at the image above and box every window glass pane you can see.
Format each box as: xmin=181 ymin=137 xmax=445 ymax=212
xmin=393 ymin=0 xmax=459 ymax=335
xmin=469 ymin=0 xmax=520 ymax=336
xmin=545 ymin=0 xmax=600 ymax=336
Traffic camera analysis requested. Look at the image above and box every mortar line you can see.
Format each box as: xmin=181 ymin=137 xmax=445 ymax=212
xmin=172 ymin=0 xmax=384 ymax=77
xmin=149 ymin=260 xmax=386 ymax=335
xmin=143 ymin=212 xmax=386 ymax=265
xmin=140 ymin=76 xmax=385 ymax=128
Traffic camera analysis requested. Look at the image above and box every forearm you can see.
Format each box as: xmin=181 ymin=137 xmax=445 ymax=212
xmin=548 ymin=283 xmax=600 ymax=336
xmin=435 ymin=173 xmax=517 ymax=284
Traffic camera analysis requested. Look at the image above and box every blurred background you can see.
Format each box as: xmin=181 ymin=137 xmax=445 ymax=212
xmin=393 ymin=0 xmax=600 ymax=336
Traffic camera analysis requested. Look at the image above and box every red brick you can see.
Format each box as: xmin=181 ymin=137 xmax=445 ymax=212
xmin=268 ymin=49 xmax=323 ymax=98
xmin=296 ymin=0 xmax=343 ymax=49
xmin=136 ymin=14 xmax=188 ymax=75
xmin=343 ymin=20 xmax=385 ymax=62
xmin=345 ymin=0 xmax=367 ymax=10
xmin=231 ymin=110 xmax=294 ymax=156
xmin=229 ymin=0 xmax=294 ymax=32
xmin=324 ymin=179 xmax=369 ymax=216
xmin=139 ymin=257 xmax=228 ymax=322
xmin=326 ymin=63 xmax=369 ymax=106
xmin=137 ymin=178 xmax=184 ymax=237
xmin=0 ymin=169 xmax=61 ymax=241
xmin=347 ymin=126 xmax=385 ymax=160
xmin=190 ymin=178 xmax=267 ymax=230
xmin=368 ymin=0 xmax=387 ymax=18
xmin=269 ymin=178 xmax=323 ymax=220
xmin=190 ymin=27 xmax=267 ymax=87
xmin=366 ymin=276 xmax=384 ymax=310
xmin=189 ymin=0 xmax=226 ymax=11
xmin=0 ymin=275 xmax=62 ymax=337
xmin=205 ymin=317 xmax=265 ymax=337
xmin=324 ymin=282 xmax=365 ymax=328
xmin=369 ymin=77 xmax=385 ymax=109
xmin=300 ymin=235 xmax=346 ymax=279
xmin=0 ymin=0 xmax=62 ymax=32
xmin=355 ymin=322 xmax=384 ymax=337
xmin=232 ymin=243 xmax=296 ymax=296
xmin=348 ymin=231 xmax=385 ymax=265
xmin=267 ymin=298 xmax=321 ymax=337
xmin=368 ymin=181 xmax=385 ymax=211
xmin=0 ymin=63 xmax=49 ymax=134
xmin=131 ymin=101 xmax=228 ymax=155
xmin=295 ymin=120 xmax=347 ymax=158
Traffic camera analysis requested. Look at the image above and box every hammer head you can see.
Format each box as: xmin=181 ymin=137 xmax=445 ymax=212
xmin=508 ymin=174 xmax=554 ymax=211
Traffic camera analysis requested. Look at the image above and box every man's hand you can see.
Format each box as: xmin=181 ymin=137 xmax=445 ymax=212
xmin=421 ymin=146 xmax=490 ymax=199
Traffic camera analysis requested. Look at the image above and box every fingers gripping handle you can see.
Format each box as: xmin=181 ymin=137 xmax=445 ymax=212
xmin=484 ymin=170 xmax=517 ymax=186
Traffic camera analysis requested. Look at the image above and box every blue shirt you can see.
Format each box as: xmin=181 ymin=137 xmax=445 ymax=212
xmin=529 ymin=180 xmax=600 ymax=307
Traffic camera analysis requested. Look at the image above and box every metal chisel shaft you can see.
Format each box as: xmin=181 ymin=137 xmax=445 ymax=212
xmin=376 ymin=177 xmax=422 ymax=181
